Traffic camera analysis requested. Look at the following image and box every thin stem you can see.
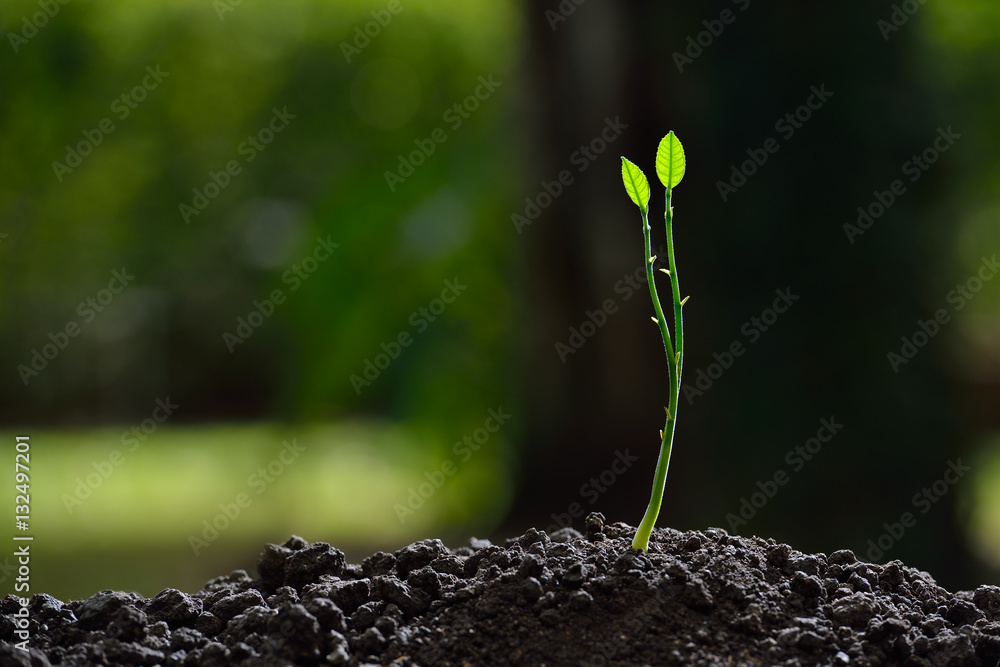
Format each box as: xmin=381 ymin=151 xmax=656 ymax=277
xmin=666 ymin=189 xmax=684 ymax=383
xmin=639 ymin=205 xmax=674 ymax=364
xmin=632 ymin=189 xmax=683 ymax=552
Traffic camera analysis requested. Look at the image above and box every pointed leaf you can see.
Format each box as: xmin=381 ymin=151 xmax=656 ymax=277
xmin=620 ymin=157 xmax=650 ymax=212
xmin=655 ymin=131 xmax=686 ymax=190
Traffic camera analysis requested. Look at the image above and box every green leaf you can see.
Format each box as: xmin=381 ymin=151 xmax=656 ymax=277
xmin=655 ymin=131 xmax=686 ymax=190
xmin=621 ymin=157 xmax=650 ymax=212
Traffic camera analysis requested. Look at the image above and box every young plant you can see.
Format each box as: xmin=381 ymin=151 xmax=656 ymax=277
xmin=620 ymin=131 xmax=687 ymax=552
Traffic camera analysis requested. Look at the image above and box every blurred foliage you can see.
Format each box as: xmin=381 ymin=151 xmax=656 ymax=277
xmin=922 ymin=0 xmax=1000 ymax=580
xmin=0 ymin=0 xmax=522 ymax=598
xmin=922 ymin=0 xmax=1000 ymax=367
xmin=0 ymin=0 xmax=522 ymax=429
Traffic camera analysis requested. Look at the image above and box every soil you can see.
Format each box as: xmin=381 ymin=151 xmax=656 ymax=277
xmin=4 ymin=513 xmax=1000 ymax=666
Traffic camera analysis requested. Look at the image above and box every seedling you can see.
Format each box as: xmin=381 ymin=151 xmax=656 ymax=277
xmin=620 ymin=131 xmax=687 ymax=552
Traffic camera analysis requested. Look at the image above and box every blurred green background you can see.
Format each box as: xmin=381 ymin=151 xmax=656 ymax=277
xmin=1 ymin=0 xmax=998 ymax=600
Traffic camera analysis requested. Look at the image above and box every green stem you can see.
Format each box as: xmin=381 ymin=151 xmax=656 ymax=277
xmin=632 ymin=189 xmax=683 ymax=552
xmin=666 ymin=189 xmax=684 ymax=383
xmin=639 ymin=204 xmax=674 ymax=364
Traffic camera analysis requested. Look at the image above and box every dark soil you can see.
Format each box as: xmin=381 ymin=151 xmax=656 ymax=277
xmin=4 ymin=513 xmax=1000 ymax=666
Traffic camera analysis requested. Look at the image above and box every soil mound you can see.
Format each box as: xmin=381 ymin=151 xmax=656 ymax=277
xmin=4 ymin=513 xmax=1000 ymax=666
